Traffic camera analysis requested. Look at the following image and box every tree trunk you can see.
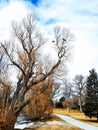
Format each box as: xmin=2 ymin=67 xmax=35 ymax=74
xmin=79 ymin=97 xmax=83 ymax=112
xmin=0 ymin=111 xmax=17 ymax=130
xmin=97 ymin=115 xmax=98 ymax=122
xmin=67 ymin=106 xmax=70 ymax=114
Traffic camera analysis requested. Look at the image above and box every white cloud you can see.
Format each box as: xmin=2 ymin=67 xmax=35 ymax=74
xmin=0 ymin=0 xmax=98 ymax=80
xmin=35 ymin=1 xmax=97 ymax=73
xmin=0 ymin=0 xmax=33 ymax=40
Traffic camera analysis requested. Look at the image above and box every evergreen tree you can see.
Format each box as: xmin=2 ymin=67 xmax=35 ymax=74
xmin=83 ymin=69 xmax=98 ymax=121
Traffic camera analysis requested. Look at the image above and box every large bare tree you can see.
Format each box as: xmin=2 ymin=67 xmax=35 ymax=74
xmin=0 ymin=14 xmax=72 ymax=130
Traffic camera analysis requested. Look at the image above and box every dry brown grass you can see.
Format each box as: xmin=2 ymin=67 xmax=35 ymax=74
xmin=53 ymin=108 xmax=98 ymax=127
xmin=24 ymin=125 xmax=81 ymax=130
xmin=39 ymin=114 xmax=64 ymax=122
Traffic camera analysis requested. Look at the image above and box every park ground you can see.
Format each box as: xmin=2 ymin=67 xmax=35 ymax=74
xmin=53 ymin=108 xmax=98 ymax=127
xmin=15 ymin=108 xmax=98 ymax=130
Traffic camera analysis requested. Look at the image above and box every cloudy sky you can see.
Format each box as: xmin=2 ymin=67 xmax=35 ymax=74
xmin=0 ymin=0 xmax=98 ymax=79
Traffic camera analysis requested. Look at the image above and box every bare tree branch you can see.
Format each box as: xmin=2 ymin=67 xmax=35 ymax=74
xmin=0 ymin=14 xmax=73 ymax=129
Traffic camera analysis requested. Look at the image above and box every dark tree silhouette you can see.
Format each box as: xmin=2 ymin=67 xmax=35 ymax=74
xmin=83 ymin=69 xmax=98 ymax=121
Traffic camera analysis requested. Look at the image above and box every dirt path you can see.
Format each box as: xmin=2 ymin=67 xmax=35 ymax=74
xmin=55 ymin=114 xmax=98 ymax=130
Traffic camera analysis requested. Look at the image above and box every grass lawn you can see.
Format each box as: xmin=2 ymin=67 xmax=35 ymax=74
xmin=53 ymin=108 xmax=98 ymax=127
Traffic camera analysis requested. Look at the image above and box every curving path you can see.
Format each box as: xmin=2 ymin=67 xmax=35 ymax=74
xmin=55 ymin=114 xmax=98 ymax=130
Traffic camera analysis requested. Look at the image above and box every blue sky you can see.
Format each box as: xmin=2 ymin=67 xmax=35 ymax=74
xmin=0 ymin=0 xmax=98 ymax=79
xmin=26 ymin=0 xmax=40 ymax=6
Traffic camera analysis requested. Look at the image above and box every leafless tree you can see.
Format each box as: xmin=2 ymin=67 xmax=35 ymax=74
xmin=73 ymin=75 xmax=86 ymax=112
xmin=0 ymin=14 xmax=73 ymax=130
xmin=0 ymin=46 xmax=12 ymax=110
xmin=62 ymin=80 xmax=73 ymax=113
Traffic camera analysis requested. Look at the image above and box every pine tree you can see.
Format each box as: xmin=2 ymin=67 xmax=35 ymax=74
xmin=83 ymin=69 xmax=98 ymax=121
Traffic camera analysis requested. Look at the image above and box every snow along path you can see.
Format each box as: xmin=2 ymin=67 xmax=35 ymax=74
xmin=55 ymin=114 xmax=98 ymax=130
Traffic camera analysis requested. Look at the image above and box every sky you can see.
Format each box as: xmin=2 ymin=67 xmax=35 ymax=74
xmin=0 ymin=0 xmax=98 ymax=80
